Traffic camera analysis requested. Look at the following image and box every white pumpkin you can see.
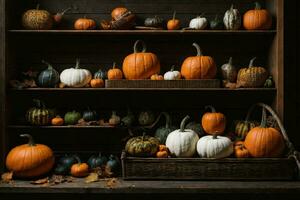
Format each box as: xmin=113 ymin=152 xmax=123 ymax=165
xmin=189 ymin=15 xmax=207 ymax=30
xmin=60 ymin=59 xmax=92 ymax=87
xmin=164 ymin=66 xmax=181 ymax=80
xmin=223 ymin=5 xmax=241 ymax=30
xmin=166 ymin=116 xmax=199 ymax=157
xmin=197 ymin=135 xmax=233 ymax=158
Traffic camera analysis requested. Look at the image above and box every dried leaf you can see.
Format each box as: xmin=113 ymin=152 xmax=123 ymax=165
xmin=85 ymin=173 xmax=99 ymax=183
xmin=59 ymin=82 xmax=66 ymax=88
xmin=31 ymin=177 xmax=49 ymax=185
xmin=1 ymin=172 xmax=13 ymax=183
xmin=23 ymin=79 xmax=37 ymax=88
xmin=50 ymin=175 xmax=65 ymax=184
xmin=105 ymin=178 xmax=119 ymax=189
xmin=223 ymin=80 xmax=237 ymax=89
xmin=103 ymin=165 xmax=114 ymax=178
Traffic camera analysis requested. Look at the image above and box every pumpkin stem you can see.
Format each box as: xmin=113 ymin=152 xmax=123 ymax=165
xmin=74 ymin=155 xmax=82 ymax=164
xmin=60 ymin=7 xmax=71 ymax=15
xmin=260 ymin=107 xmax=267 ymax=128
xmin=212 ymin=134 xmax=218 ymax=139
xmin=205 ymin=105 xmax=217 ymax=113
xmin=36 ymin=4 xmax=40 ymax=10
xmin=248 ymin=57 xmax=256 ymax=68
xmin=161 ymin=112 xmax=172 ymax=129
xmin=134 ymin=40 xmax=147 ymax=53
xmin=230 ymin=4 xmax=234 ymax=11
xmin=112 ymin=62 xmax=117 ymax=69
xmin=255 ymin=2 xmax=261 ymax=10
xmin=180 ymin=115 xmax=190 ymax=132
xmin=142 ymin=132 xmax=146 ymax=141
xmin=170 ymin=65 xmax=175 ymax=72
xmin=172 ymin=11 xmax=177 ymax=20
xmin=75 ymin=58 xmax=80 ymax=69
xmin=228 ymin=57 xmax=233 ymax=65
xmin=20 ymin=134 xmax=36 ymax=146
xmin=192 ymin=43 xmax=202 ymax=56
xmin=42 ymin=60 xmax=53 ymax=70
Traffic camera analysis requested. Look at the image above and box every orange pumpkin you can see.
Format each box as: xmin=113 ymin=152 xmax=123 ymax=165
xmin=181 ymin=43 xmax=216 ymax=79
xmin=167 ymin=11 xmax=180 ymax=30
xmin=150 ymin=74 xmax=164 ymax=80
xmin=243 ymin=2 xmax=272 ymax=30
xmin=201 ymin=105 xmax=226 ymax=135
xmin=156 ymin=145 xmax=169 ymax=158
xmin=74 ymin=18 xmax=96 ymax=30
xmin=108 ymin=63 xmax=123 ymax=80
xmin=111 ymin=7 xmax=128 ymax=20
xmin=234 ymin=141 xmax=250 ymax=158
xmin=122 ymin=40 xmax=160 ymax=80
xmin=244 ymin=108 xmax=285 ymax=158
xmin=51 ymin=116 xmax=64 ymax=126
xmin=90 ymin=78 xmax=104 ymax=88
xmin=70 ymin=156 xmax=89 ymax=177
xmin=6 ymin=134 xmax=55 ymax=178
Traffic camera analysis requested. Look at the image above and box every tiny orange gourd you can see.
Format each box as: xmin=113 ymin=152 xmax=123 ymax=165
xmin=156 ymin=145 xmax=169 ymax=158
xmin=90 ymin=78 xmax=104 ymax=88
xmin=150 ymin=74 xmax=164 ymax=80
xmin=108 ymin=62 xmax=123 ymax=80
xmin=167 ymin=11 xmax=180 ymax=30
xmin=234 ymin=141 xmax=250 ymax=158
xmin=201 ymin=105 xmax=226 ymax=135
xmin=70 ymin=156 xmax=89 ymax=177
xmin=51 ymin=116 xmax=64 ymax=126
xmin=74 ymin=17 xmax=96 ymax=30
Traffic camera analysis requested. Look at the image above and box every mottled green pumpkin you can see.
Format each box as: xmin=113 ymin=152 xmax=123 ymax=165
xmin=64 ymin=111 xmax=82 ymax=125
xmin=125 ymin=133 xmax=160 ymax=157
xmin=37 ymin=60 xmax=60 ymax=88
xmin=26 ymin=99 xmax=51 ymax=125
xmin=83 ymin=109 xmax=98 ymax=122
xmin=155 ymin=112 xmax=176 ymax=144
xmin=121 ymin=109 xmax=135 ymax=127
xmin=186 ymin=121 xmax=205 ymax=137
xmin=138 ymin=111 xmax=155 ymax=126
xmin=87 ymin=152 xmax=107 ymax=169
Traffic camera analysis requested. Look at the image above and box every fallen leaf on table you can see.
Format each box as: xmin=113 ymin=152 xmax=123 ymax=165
xmin=105 ymin=178 xmax=119 ymax=189
xmin=103 ymin=165 xmax=114 ymax=178
xmin=65 ymin=176 xmax=74 ymax=183
xmin=85 ymin=173 xmax=99 ymax=183
xmin=30 ymin=177 xmax=49 ymax=185
xmin=50 ymin=175 xmax=66 ymax=184
xmin=1 ymin=172 xmax=13 ymax=183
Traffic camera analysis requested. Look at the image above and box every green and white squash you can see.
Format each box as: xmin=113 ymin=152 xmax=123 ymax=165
xmin=166 ymin=116 xmax=199 ymax=157
xmin=155 ymin=112 xmax=177 ymax=144
xmin=223 ymin=5 xmax=241 ymax=30
xmin=60 ymin=59 xmax=92 ymax=87
xmin=37 ymin=60 xmax=60 ymax=88
xmin=189 ymin=15 xmax=207 ymax=30
xmin=197 ymin=135 xmax=233 ymax=158
xmin=64 ymin=111 xmax=82 ymax=125
xmin=26 ymin=99 xmax=51 ymax=125
xmin=94 ymin=68 xmax=107 ymax=80
xmin=83 ymin=109 xmax=98 ymax=122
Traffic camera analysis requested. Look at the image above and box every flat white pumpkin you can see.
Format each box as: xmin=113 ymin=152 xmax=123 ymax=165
xmin=166 ymin=116 xmax=199 ymax=157
xmin=189 ymin=16 xmax=207 ymax=30
xmin=223 ymin=5 xmax=241 ymax=30
xmin=60 ymin=59 xmax=92 ymax=87
xmin=164 ymin=66 xmax=181 ymax=80
xmin=197 ymin=135 xmax=233 ymax=158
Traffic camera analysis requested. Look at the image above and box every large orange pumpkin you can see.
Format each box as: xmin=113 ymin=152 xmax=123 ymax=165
xmin=243 ymin=2 xmax=272 ymax=30
xmin=6 ymin=134 xmax=55 ymax=178
xmin=122 ymin=40 xmax=160 ymax=80
xmin=181 ymin=43 xmax=216 ymax=79
xmin=244 ymin=108 xmax=285 ymax=158
xmin=201 ymin=105 xmax=226 ymax=135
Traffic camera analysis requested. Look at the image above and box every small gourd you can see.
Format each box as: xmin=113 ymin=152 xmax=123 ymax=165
xmin=108 ymin=62 xmax=123 ymax=80
xmin=51 ymin=115 xmax=64 ymax=126
xmin=164 ymin=66 xmax=181 ymax=80
xmin=90 ymin=79 xmax=104 ymax=88
xmin=209 ymin=15 xmax=223 ymax=30
xmin=138 ymin=111 xmax=155 ymax=126
xmin=22 ymin=5 xmax=53 ymax=30
xmin=70 ymin=156 xmax=89 ymax=177
xmin=74 ymin=17 xmax=96 ymax=30
xmin=94 ymin=68 xmax=107 ymax=80
xmin=106 ymin=154 xmax=121 ymax=174
xmin=144 ymin=16 xmax=164 ymax=28
xmin=189 ymin=14 xmax=207 ymax=30
xmin=37 ymin=60 xmax=60 ymax=88
xmin=121 ymin=109 xmax=135 ymax=127
xmin=223 ymin=5 xmax=241 ymax=30
xmin=201 ymin=105 xmax=226 ymax=135
xmin=109 ymin=111 xmax=121 ymax=126
xmin=156 ymin=145 xmax=169 ymax=158
xmin=26 ymin=99 xmax=51 ymax=126
xmin=154 ymin=112 xmax=177 ymax=144
xmin=234 ymin=141 xmax=250 ymax=158
xmin=83 ymin=108 xmax=98 ymax=122
xmin=87 ymin=152 xmax=107 ymax=169
xmin=264 ymin=76 xmax=274 ymax=88
xmin=221 ymin=57 xmax=238 ymax=83
xmin=59 ymin=154 xmax=78 ymax=170
xmin=64 ymin=111 xmax=82 ymax=125
xmin=167 ymin=11 xmax=180 ymax=30
xmin=150 ymin=74 xmax=164 ymax=80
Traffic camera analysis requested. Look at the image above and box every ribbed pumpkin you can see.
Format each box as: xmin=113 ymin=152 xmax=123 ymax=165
xmin=37 ymin=60 xmax=60 ymax=88
xmin=87 ymin=152 xmax=107 ymax=169
xmin=125 ymin=133 xmax=160 ymax=157
xmin=74 ymin=18 xmax=96 ymax=30
xmin=155 ymin=112 xmax=177 ymax=144
xmin=244 ymin=108 xmax=285 ymax=158
xmin=6 ymin=134 xmax=55 ymax=178
xmin=26 ymin=99 xmax=51 ymax=125
xmin=181 ymin=43 xmax=216 ymax=79
xmin=223 ymin=5 xmax=241 ymax=30
xmin=221 ymin=57 xmax=237 ymax=83
xmin=234 ymin=141 xmax=250 ymax=158
xmin=201 ymin=105 xmax=226 ymax=135
xmin=64 ymin=111 xmax=82 ymax=125
xmin=60 ymin=59 xmax=92 ymax=87
xmin=237 ymin=57 xmax=268 ymax=88
xmin=83 ymin=109 xmax=98 ymax=122
xmin=70 ymin=156 xmax=89 ymax=177
xmin=235 ymin=120 xmax=259 ymax=140
xmin=122 ymin=40 xmax=160 ymax=80
xmin=197 ymin=135 xmax=233 ymax=158
xmin=22 ymin=5 xmax=53 ymax=30
xmin=243 ymin=2 xmax=272 ymax=30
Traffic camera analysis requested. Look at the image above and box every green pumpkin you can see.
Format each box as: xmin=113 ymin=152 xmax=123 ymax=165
xmin=64 ymin=111 xmax=82 ymax=125
xmin=121 ymin=109 xmax=135 ymax=127
xmin=94 ymin=69 xmax=107 ymax=80
xmin=106 ymin=154 xmax=120 ymax=174
xmin=88 ymin=152 xmax=107 ymax=169
xmin=125 ymin=133 xmax=160 ymax=157
xmin=138 ymin=111 xmax=155 ymax=126
xmin=264 ymin=76 xmax=274 ymax=88
xmin=209 ymin=15 xmax=223 ymax=30
xmin=26 ymin=99 xmax=51 ymax=125
xmin=37 ymin=60 xmax=60 ymax=88
xmin=144 ymin=16 xmax=164 ymax=28
xmin=54 ymin=164 xmax=69 ymax=175
xmin=59 ymin=154 xmax=77 ymax=170
xmin=186 ymin=121 xmax=205 ymax=137
xmin=234 ymin=120 xmax=259 ymax=140
xmin=83 ymin=109 xmax=98 ymax=122
xmin=155 ymin=112 xmax=176 ymax=144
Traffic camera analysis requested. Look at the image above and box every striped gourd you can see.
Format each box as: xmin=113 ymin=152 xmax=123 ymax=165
xmin=223 ymin=5 xmax=241 ymax=30
xmin=38 ymin=60 xmax=60 ymax=88
xmin=26 ymin=99 xmax=50 ymax=125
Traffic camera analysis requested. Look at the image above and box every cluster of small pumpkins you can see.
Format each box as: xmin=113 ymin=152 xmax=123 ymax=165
xmin=125 ymin=105 xmax=286 ymax=159
xmin=5 ymin=134 xmax=120 ymax=179
xmin=22 ymin=3 xmax=272 ymax=31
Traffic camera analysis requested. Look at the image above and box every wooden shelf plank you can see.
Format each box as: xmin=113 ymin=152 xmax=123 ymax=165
xmin=0 ymin=179 xmax=300 ymax=194
xmin=8 ymin=125 xmax=116 ymax=129
xmin=10 ymin=88 xmax=277 ymax=91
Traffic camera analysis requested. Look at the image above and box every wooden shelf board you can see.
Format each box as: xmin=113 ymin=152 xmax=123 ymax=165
xmin=0 ymin=179 xmax=300 ymax=194
xmin=10 ymin=88 xmax=277 ymax=91
xmin=8 ymin=30 xmax=277 ymax=35
xmin=8 ymin=125 xmax=116 ymax=129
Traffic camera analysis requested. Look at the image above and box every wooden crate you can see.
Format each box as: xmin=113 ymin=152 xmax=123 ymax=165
xmin=122 ymin=154 xmax=298 ymax=180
